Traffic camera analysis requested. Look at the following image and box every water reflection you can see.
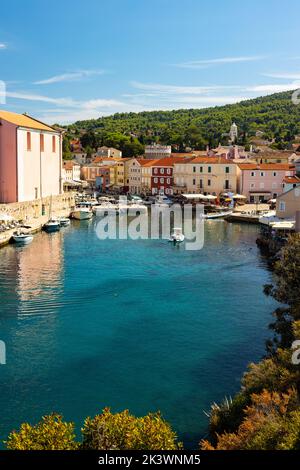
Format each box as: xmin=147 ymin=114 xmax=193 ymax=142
xmin=0 ymin=231 xmax=64 ymax=318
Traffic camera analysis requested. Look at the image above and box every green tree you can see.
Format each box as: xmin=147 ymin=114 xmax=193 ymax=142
xmin=62 ymin=136 xmax=72 ymax=160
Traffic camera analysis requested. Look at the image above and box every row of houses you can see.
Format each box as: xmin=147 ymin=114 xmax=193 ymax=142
xmin=0 ymin=109 xmax=299 ymax=208
xmin=80 ymin=156 xmax=300 ymax=202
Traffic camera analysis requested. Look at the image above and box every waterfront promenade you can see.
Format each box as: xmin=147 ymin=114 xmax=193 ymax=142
xmin=0 ymin=193 xmax=75 ymax=247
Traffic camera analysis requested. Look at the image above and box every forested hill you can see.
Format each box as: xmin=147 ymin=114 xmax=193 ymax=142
xmin=63 ymin=90 xmax=300 ymax=155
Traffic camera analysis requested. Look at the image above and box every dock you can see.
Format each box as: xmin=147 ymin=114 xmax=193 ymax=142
xmin=0 ymin=209 xmax=72 ymax=248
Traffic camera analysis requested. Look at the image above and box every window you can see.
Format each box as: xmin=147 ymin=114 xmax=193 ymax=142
xmin=193 ymin=178 xmax=196 ymax=185
xmin=40 ymin=134 xmax=44 ymax=152
xmin=154 ymin=177 xmax=158 ymax=183
xmin=272 ymin=182 xmax=277 ymax=189
xmin=34 ymin=187 xmax=38 ymax=199
xmin=200 ymin=166 xmax=203 ymax=173
xmin=52 ymin=136 xmax=56 ymax=152
xmin=154 ymin=168 xmax=158 ymax=174
xmin=273 ymin=172 xmax=277 ymax=177
xmin=260 ymin=182 xmax=265 ymax=189
xmin=208 ymin=179 xmax=211 ymax=186
xmin=279 ymin=201 xmax=286 ymax=212
xmin=167 ymin=178 xmax=170 ymax=184
xmin=225 ymin=167 xmax=230 ymax=174
xmin=250 ymin=183 xmax=255 ymax=189
xmin=260 ymin=171 xmax=265 ymax=177
xmin=208 ymin=166 xmax=211 ymax=173
xmin=251 ymin=171 xmax=256 ymax=177
xmin=225 ymin=180 xmax=229 ymax=189
xmin=160 ymin=178 xmax=164 ymax=184
xmin=193 ymin=166 xmax=196 ymax=173
xmin=26 ymin=132 xmax=31 ymax=151
xmin=160 ymin=168 xmax=164 ymax=174
xmin=167 ymin=168 xmax=171 ymax=174
xmin=200 ymin=179 xmax=203 ymax=188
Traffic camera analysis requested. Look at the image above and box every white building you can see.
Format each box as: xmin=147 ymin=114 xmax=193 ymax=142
xmin=62 ymin=161 xmax=82 ymax=188
xmin=0 ymin=110 xmax=62 ymax=203
xmin=229 ymin=122 xmax=238 ymax=142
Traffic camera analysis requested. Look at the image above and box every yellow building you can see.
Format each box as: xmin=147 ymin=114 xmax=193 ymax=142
xmin=89 ymin=156 xmax=132 ymax=191
xmin=276 ymin=187 xmax=300 ymax=219
xmin=174 ymin=157 xmax=238 ymax=195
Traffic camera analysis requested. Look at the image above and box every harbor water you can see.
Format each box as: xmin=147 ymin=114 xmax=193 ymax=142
xmin=0 ymin=219 xmax=278 ymax=447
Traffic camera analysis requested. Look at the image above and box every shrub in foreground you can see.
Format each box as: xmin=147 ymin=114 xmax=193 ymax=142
xmin=6 ymin=414 xmax=78 ymax=450
xmin=201 ymin=389 xmax=300 ymax=450
xmin=5 ymin=409 xmax=180 ymax=450
xmin=81 ymin=408 xmax=181 ymax=450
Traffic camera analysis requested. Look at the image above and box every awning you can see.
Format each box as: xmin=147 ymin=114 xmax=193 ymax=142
xmin=233 ymin=194 xmax=247 ymax=199
xmin=249 ymin=191 xmax=271 ymax=195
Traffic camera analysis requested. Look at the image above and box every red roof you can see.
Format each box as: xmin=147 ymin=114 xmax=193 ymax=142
xmin=283 ymin=176 xmax=300 ymax=184
xmin=238 ymin=163 xmax=295 ymax=171
xmin=141 ymin=157 xmax=186 ymax=167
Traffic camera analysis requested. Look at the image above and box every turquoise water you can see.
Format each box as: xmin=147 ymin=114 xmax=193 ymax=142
xmin=0 ymin=219 xmax=277 ymax=447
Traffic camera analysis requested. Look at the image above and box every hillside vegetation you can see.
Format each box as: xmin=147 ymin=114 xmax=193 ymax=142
xmin=62 ymin=91 xmax=300 ymax=157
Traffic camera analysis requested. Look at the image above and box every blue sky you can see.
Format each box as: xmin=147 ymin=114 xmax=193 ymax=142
xmin=1 ymin=0 xmax=300 ymax=124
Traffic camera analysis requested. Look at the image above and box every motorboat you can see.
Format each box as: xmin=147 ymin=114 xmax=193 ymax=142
xmin=204 ymin=211 xmax=233 ymax=219
xmin=169 ymin=227 xmax=185 ymax=243
xmin=12 ymin=231 xmax=33 ymax=245
xmin=43 ymin=218 xmax=61 ymax=232
xmin=59 ymin=217 xmax=71 ymax=227
xmin=71 ymin=207 xmax=93 ymax=220
xmin=154 ymin=195 xmax=173 ymax=208
xmin=44 ymin=195 xmax=61 ymax=232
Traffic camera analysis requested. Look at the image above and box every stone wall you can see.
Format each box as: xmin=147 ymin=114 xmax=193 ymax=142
xmin=0 ymin=193 xmax=76 ymax=222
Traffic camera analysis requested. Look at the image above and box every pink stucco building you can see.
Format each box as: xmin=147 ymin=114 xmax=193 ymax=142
xmin=0 ymin=110 xmax=62 ymax=203
xmin=237 ymin=163 xmax=296 ymax=202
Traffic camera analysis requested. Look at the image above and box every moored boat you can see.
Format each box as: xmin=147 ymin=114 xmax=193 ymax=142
xmin=59 ymin=217 xmax=71 ymax=227
xmin=12 ymin=231 xmax=34 ymax=245
xmin=204 ymin=211 xmax=233 ymax=219
xmin=71 ymin=207 xmax=93 ymax=220
xmin=43 ymin=218 xmax=61 ymax=232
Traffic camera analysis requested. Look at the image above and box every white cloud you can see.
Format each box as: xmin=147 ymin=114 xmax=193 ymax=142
xmin=34 ymin=70 xmax=105 ymax=85
xmin=82 ymin=99 xmax=125 ymax=109
xmin=246 ymin=83 xmax=300 ymax=93
xmin=131 ymin=81 xmax=239 ymax=95
xmin=263 ymin=72 xmax=300 ymax=80
xmin=2 ymin=90 xmax=77 ymax=107
xmin=0 ymin=43 xmax=7 ymax=50
xmin=174 ymin=56 xmax=265 ymax=69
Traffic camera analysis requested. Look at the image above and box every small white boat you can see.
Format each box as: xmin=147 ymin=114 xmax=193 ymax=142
xmin=59 ymin=217 xmax=71 ymax=227
xmin=169 ymin=227 xmax=185 ymax=243
xmin=204 ymin=211 xmax=233 ymax=219
xmin=155 ymin=195 xmax=172 ymax=207
xmin=12 ymin=231 xmax=33 ymax=245
xmin=44 ymin=195 xmax=61 ymax=232
xmin=43 ymin=218 xmax=61 ymax=232
xmin=71 ymin=207 xmax=93 ymax=220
